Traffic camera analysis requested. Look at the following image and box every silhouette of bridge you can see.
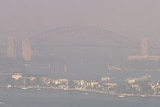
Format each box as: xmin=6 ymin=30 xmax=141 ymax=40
xmin=30 ymin=26 xmax=137 ymax=48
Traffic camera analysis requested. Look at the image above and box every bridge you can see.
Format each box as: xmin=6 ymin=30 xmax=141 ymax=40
xmin=30 ymin=26 xmax=137 ymax=48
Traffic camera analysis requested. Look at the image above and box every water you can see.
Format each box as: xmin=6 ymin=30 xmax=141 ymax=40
xmin=0 ymin=88 xmax=160 ymax=107
xmin=26 ymin=58 xmax=160 ymax=82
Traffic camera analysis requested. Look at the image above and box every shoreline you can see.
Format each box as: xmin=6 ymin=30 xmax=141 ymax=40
xmin=1 ymin=86 xmax=160 ymax=98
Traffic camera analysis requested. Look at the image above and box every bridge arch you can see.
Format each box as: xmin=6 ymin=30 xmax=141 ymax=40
xmin=30 ymin=26 xmax=136 ymax=48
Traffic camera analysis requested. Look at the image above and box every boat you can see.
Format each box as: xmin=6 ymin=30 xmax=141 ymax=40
xmin=85 ymin=92 xmax=88 ymax=95
xmin=118 ymin=95 xmax=125 ymax=98
xmin=21 ymin=87 xmax=28 ymax=90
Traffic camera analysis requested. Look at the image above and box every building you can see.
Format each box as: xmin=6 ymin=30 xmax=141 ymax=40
xmin=12 ymin=74 xmax=22 ymax=80
xmin=22 ymin=39 xmax=32 ymax=61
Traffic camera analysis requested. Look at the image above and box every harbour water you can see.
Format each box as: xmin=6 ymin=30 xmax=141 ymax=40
xmin=26 ymin=58 xmax=160 ymax=82
xmin=0 ymin=88 xmax=160 ymax=107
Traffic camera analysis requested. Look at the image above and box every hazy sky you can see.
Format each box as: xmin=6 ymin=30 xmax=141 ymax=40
xmin=0 ymin=0 xmax=160 ymax=36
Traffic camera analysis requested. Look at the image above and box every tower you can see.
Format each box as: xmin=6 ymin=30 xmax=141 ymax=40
xmin=140 ymin=37 xmax=149 ymax=56
xmin=7 ymin=36 xmax=16 ymax=58
xmin=22 ymin=39 xmax=32 ymax=61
